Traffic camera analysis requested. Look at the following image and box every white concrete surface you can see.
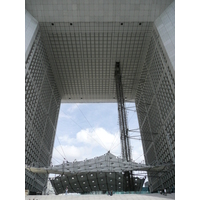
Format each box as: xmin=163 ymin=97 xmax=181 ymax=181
xmin=25 ymin=193 xmax=175 ymax=200
xmin=25 ymin=0 xmax=173 ymax=23
xmin=25 ymin=9 xmax=39 ymax=61
xmin=154 ymin=1 xmax=175 ymax=69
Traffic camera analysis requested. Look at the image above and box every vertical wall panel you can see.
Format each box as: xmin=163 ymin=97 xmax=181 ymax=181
xmin=135 ymin=25 xmax=175 ymax=192
xmin=154 ymin=1 xmax=175 ymax=69
xmin=25 ymin=9 xmax=39 ymax=61
xmin=25 ymin=24 xmax=61 ymax=193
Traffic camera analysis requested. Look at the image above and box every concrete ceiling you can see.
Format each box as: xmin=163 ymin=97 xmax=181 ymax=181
xmin=25 ymin=0 xmax=173 ymax=102
xmin=25 ymin=0 xmax=173 ymax=23
xmin=39 ymin=22 xmax=153 ymax=102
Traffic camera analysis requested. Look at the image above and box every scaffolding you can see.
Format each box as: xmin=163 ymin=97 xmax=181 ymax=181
xmin=114 ymin=62 xmax=132 ymax=162
xmin=115 ymin=62 xmax=134 ymax=191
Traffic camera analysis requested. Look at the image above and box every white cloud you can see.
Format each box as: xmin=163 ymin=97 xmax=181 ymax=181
xmin=76 ymin=129 xmax=94 ymax=145
xmin=59 ymin=111 xmax=71 ymax=119
xmin=52 ymin=127 xmax=144 ymax=165
xmin=58 ymin=135 xmax=76 ymax=144
xmin=52 ymin=127 xmax=122 ymax=164
xmin=52 ymin=145 xmax=92 ymax=163
xmin=76 ymin=127 xmax=121 ymax=152
xmin=67 ymin=104 xmax=80 ymax=113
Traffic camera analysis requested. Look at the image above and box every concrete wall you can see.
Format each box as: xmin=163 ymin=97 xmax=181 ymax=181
xmin=25 ymin=11 xmax=61 ymax=193
xmin=25 ymin=9 xmax=39 ymax=61
xmin=135 ymin=27 xmax=175 ymax=192
xmin=154 ymin=1 xmax=175 ymax=69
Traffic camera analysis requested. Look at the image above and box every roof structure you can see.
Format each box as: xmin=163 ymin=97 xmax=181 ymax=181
xmin=26 ymin=152 xmax=173 ymax=174
xmin=26 ymin=152 xmax=174 ymax=194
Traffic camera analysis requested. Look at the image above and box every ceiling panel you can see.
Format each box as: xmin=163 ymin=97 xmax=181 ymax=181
xmin=39 ymin=22 xmax=153 ymax=102
xmin=25 ymin=0 xmax=174 ymax=23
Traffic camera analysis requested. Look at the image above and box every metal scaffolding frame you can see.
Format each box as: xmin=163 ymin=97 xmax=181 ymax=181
xmin=114 ymin=62 xmax=132 ymax=162
xmin=114 ymin=62 xmax=134 ymax=191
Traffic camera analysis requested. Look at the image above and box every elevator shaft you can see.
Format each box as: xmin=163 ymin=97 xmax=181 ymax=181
xmin=114 ymin=62 xmax=132 ymax=162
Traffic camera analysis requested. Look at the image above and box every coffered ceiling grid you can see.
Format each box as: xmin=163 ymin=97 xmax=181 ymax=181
xmin=25 ymin=0 xmax=174 ymax=23
xmin=40 ymin=22 xmax=153 ymax=102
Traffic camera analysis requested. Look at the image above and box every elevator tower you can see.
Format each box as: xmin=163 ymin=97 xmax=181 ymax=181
xmin=115 ymin=62 xmax=132 ymax=162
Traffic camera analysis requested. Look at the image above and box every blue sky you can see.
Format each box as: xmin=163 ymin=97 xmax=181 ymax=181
xmin=51 ymin=103 xmax=145 ymax=166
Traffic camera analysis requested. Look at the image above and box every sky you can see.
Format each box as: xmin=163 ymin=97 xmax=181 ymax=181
xmin=51 ymin=102 xmax=145 ymax=171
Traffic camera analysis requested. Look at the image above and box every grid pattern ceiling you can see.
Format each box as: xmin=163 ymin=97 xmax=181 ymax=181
xmin=25 ymin=0 xmax=173 ymax=23
xmin=40 ymin=22 xmax=153 ymax=102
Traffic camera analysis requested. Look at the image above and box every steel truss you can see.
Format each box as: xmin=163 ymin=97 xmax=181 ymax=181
xmin=115 ymin=62 xmax=134 ymax=191
xmin=115 ymin=62 xmax=132 ymax=162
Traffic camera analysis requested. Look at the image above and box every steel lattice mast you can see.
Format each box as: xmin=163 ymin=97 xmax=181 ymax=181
xmin=115 ymin=62 xmax=132 ymax=162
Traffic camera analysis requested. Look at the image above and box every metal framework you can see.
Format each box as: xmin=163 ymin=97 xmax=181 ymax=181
xmin=26 ymin=152 xmax=174 ymax=194
xmin=115 ymin=62 xmax=132 ymax=162
xmin=114 ymin=62 xmax=135 ymax=191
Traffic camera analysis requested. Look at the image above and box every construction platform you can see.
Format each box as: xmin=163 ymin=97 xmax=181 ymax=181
xmin=25 ymin=193 xmax=175 ymax=200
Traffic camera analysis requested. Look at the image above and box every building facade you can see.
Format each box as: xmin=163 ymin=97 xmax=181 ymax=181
xmin=135 ymin=25 xmax=175 ymax=192
xmin=25 ymin=10 xmax=61 ymax=192
xmin=25 ymin=0 xmax=175 ymax=193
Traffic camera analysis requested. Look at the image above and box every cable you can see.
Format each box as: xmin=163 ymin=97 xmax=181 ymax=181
xmin=129 ymin=135 xmax=141 ymax=137
xmin=109 ymin=134 xmax=119 ymax=151
xmin=110 ymin=151 xmax=121 ymax=157
xmin=76 ymin=104 xmax=108 ymax=151
xmin=129 ymin=128 xmax=140 ymax=131
xmin=54 ymin=157 xmax=63 ymax=163
xmin=109 ymin=132 xmax=119 ymax=151
xmin=61 ymin=110 xmax=84 ymax=130
xmin=62 ymin=111 xmax=83 ymax=130
xmin=110 ymin=141 xmax=121 ymax=151
xmin=62 ymin=109 xmax=109 ymax=150
xmin=81 ymin=129 xmax=110 ymax=150
xmin=69 ymin=116 xmax=84 ymax=130
xmin=128 ymin=112 xmax=134 ymax=123
xmin=52 ymin=157 xmax=61 ymax=165
xmin=76 ymin=103 xmax=107 ymax=150
xmin=126 ymin=102 xmax=136 ymax=122
xmin=53 ymin=147 xmax=65 ymax=160
xmin=128 ymin=136 xmax=153 ymax=142
xmin=52 ymin=155 xmax=63 ymax=162
xmin=55 ymin=134 xmax=67 ymax=159
xmin=134 ymin=154 xmax=144 ymax=161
